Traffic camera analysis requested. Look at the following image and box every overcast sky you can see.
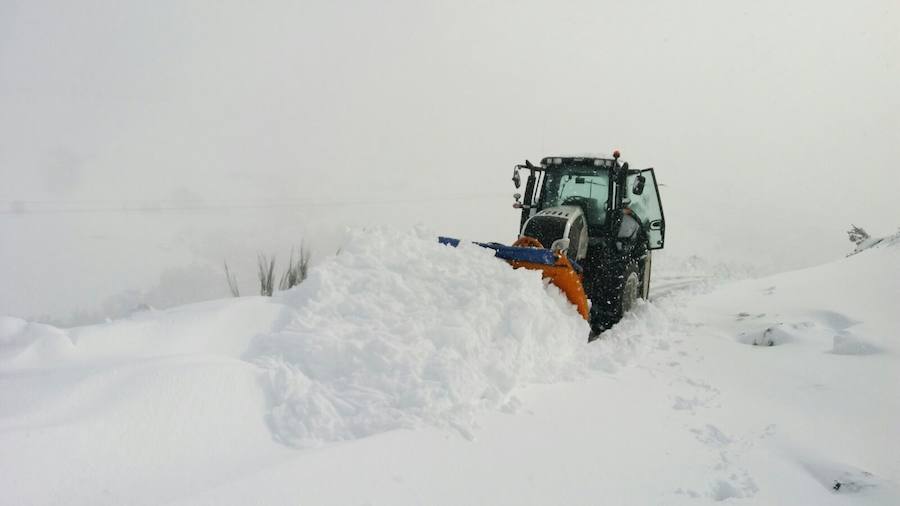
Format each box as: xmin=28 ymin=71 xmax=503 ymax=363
xmin=1 ymin=0 xmax=898 ymax=320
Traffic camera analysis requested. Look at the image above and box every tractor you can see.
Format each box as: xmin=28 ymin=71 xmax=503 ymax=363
xmin=511 ymin=151 xmax=665 ymax=336
xmin=439 ymin=151 xmax=665 ymax=338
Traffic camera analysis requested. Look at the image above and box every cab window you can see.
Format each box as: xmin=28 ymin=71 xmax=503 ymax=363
xmin=540 ymin=169 xmax=609 ymax=226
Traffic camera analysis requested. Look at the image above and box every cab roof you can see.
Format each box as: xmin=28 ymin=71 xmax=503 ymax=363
xmin=540 ymin=156 xmax=616 ymax=168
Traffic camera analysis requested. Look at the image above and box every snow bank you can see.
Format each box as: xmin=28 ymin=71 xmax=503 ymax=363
xmin=248 ymin=228 xmax=591 ymax=446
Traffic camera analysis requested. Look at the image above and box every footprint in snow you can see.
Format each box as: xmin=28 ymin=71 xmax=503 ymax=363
xmin=673 ymin=488 xmax=701 ymax=498
xmin=735 ymin=312 xmax=766 ymax=321
xmin=685 ymin=425 xmax=761 ymax=501
xmin=708 ymin=474 xmax=759 ymax=501
xmin=690 ymin=424 xmax=732 ymax=448
xmin=736 ymin=323 xmax=792 ymax=347
xmin=672 ymin=396 xmax=704 ymax=412
xmin=760 ymin=424 xmax=777 ymax=439
xmin=681 ymin=377 xmax=718 ymax=393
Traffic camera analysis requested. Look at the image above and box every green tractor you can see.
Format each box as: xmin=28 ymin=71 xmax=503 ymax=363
xmin=511 ymin=151 xmax=665 ymax=337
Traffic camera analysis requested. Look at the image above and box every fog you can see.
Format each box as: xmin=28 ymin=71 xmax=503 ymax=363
xmin=2 ymin=0 xmax=898 ymax=322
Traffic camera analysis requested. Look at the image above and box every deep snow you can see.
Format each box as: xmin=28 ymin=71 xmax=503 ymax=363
xmin=1 ymin=229 xmax=897 ymax=505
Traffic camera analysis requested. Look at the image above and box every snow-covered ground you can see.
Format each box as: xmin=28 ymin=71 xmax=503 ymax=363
xmin=1 ymin=229 xmax=897 ymax=505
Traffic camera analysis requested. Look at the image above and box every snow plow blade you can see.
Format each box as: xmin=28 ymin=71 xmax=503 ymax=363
xmin=438 ymin=236 xmax=590 ymax=320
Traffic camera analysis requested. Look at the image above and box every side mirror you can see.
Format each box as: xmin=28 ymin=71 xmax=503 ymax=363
xmin=512 ymin=167 xmax=521 ymax=188
xmin=550 ymin=238 xmax=570 ymax=255
xmin=512 ymin=193 xmax=524 ymax=209
xmin=632 ymin=175 xmax=646 ymax=195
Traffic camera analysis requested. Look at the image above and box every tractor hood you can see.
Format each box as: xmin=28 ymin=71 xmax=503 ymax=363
xmin=520 ymin=206 xmax=588 ymax=261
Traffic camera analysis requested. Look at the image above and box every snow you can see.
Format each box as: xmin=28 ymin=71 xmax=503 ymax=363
xmin=1 ymin=228 xmax=898 ymax=505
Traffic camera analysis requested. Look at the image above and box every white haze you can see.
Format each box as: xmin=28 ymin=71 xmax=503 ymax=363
xmin=1 ymin=0 xmax=898 ymax=322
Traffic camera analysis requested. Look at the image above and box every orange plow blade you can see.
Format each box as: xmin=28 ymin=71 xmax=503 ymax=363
xmin=507 ymin=256 xmax=590 ymax=320
xmin=507 ymin=236 xmax=589 ymax=320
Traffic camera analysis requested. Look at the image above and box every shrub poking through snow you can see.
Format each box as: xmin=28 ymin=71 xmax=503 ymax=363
xmin=227 ymin=246 xmax=312 ymax=298
xmin=847 ymin=224 xmax=869 ymax=246
xmin=257 ymin=254 xmax=276 ymax=296
xmin=278 ymin=245 xmax=310 ymax=291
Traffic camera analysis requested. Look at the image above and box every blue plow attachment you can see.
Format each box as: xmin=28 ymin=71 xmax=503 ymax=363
xmin=437 ymin=236 xmax=581 ymax=272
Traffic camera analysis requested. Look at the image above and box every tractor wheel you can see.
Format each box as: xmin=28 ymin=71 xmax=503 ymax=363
xmin=620 ymin=262 xmax=641 ymax=315
xmin=588 ymin=260 xmax=642 ymax=339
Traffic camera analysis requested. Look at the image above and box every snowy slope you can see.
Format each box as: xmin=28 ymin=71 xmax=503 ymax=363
xmin=1 ymin=229 xmax=897 ymax=505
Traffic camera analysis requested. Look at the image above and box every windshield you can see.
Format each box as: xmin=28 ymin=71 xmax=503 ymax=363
xmin=540 ymin=168 xmax=610 ymax=225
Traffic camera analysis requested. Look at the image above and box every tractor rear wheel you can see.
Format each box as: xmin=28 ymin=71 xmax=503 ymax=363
xmin=621 ymin=264 xmax=640 ymax=314
xmin=589 ymin=261 xmax=642 ymax=339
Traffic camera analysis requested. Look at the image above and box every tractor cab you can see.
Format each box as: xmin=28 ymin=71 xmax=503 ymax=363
xmin=512 ymin=153 xmax=665 ymax=252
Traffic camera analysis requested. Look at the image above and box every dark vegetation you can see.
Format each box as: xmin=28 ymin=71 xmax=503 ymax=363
xmin=224 ymin=244 xmax=311 ymax=297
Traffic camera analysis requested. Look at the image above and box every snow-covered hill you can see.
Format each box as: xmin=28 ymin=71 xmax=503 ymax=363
xmin=1 ymin=230 xmax=897 ymax=505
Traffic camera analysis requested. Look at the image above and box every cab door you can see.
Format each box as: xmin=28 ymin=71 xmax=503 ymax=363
xmin=627 ymin=168 xmax=665 ymax=249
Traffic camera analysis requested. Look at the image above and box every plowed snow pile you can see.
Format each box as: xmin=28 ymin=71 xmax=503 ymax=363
xmin=249 ymin=228 xmax=592 ymax=445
